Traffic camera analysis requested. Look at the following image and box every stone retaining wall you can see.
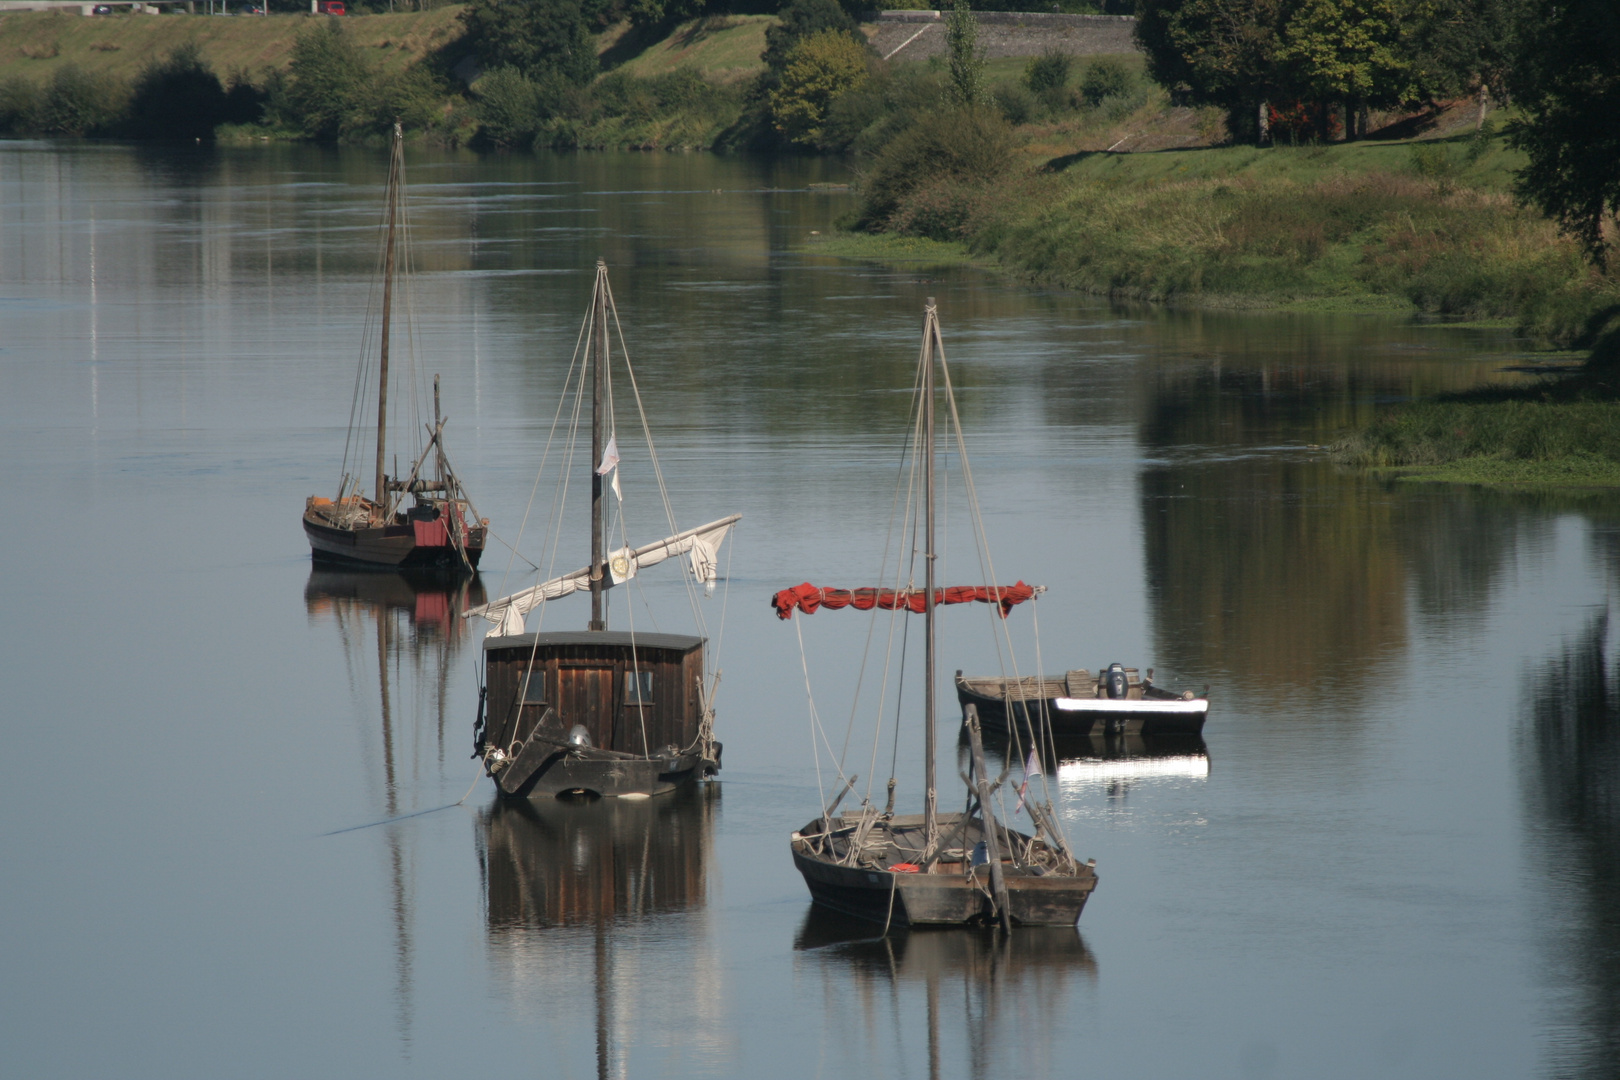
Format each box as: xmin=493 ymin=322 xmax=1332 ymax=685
xmin=865 ymin=10 xmax=1140 ymax=61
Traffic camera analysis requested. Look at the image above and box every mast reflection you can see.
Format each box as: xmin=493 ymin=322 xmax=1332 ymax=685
xmin=794 ymin=908 xmax=1096 ymax=1080
xmin=478 ymin=786 xmax=721 ymax=1079
xmin=304 ymin=568 xmax=486 ymax=1049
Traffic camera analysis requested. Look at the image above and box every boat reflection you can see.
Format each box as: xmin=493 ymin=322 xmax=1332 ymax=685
xmin=304 ymin=568 xmax=486 ymax=801
xmin=794 ymin=907 xmax=1096 ymax=1080
xmin=478 ymin=787 xmax=723 ymax=1078
xmin=304 ymin=568 xmax=487 ymax=1046
xmin=966 ymin=727 xmax=1210 ymax=802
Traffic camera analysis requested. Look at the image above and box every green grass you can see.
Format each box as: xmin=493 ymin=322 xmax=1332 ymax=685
xmin=604 ymin=15 xmax=772 ymax=83
xmin=1335 ymin=397 xmax=1620 ymax=488
xmin=799 ymin=231 xmax=979 ymax=268
xmin=947 ymin=133 xmax=1620 ymax=336
xmin=1376 ymin=454 xmax=1620 ymax=487
xmin=0 ymin=7 xmax=463 ymax=81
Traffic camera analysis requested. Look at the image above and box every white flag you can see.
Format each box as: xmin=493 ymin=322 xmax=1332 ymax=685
xmin=608 ymin=546 xmax=637 ymax=585
xmin=596 ymin=434 xmax=620 ymax=476
xmin=1015 ymin=750 xmax=1042 ymax=816
xmin=597 ymin=435 xmax=623 ymax=501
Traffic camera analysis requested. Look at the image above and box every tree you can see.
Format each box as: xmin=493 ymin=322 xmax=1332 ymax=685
xmin=763 ymin=0 xmax=863 ymax=73
xmin=1510 ymin=0 xmax=1620 ymax=266
xmin=1276 ymin=0 xmax=1411 ymax=105
xmin=283 ymin=21 xmax=373 ymax=141
xmin=127 ymin=43 xmax=227 ymax=141
xmin=459 ymin=0 xmax=599 ymax=86
xmin=945 ymin=0 xmax=986 ymax=106
xmin=36 ymin=65 xmax=127 ymax=137
xmin=1402 ymin=0 xmax=1526 ymax=103
xmin=1135 ymin=0 xmax=1288 ymax=139
xmin=768 ymin=29 xmax=869 ymax=146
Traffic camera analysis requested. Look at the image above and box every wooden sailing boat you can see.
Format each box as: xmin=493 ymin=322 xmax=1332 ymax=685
xmin=302 ymin=123 xmax=487 ymax=573
xmin=781 ymin=299 xmax=1098 ymax=929
xmin=463 ymin=260 xmax=739 ymax=800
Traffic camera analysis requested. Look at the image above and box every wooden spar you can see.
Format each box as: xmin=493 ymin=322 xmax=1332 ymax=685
xmin=433 ymin=374 xmax=443 ymax=490
xmin=589 ymin=259 xmax=608 ymax=632
xmin=923 ymin=299 xmax=938 ymax=852
xmin=965 ymin=704 xmax=1012 ymax=931
xmin=374 ymin=122 xmax=402 ymax=523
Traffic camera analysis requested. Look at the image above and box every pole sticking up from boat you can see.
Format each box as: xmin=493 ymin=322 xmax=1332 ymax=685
xmin=922 ymin=298 xmax=939 ymax=854
xmin=589 ymin=258 xmax=608 ymax=632
xmin=374 ymin=122 xmax=402 ymax=524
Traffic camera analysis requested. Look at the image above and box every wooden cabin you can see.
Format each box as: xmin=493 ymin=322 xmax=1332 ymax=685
xmin=482 ymin=630 xmax=706 ymax=760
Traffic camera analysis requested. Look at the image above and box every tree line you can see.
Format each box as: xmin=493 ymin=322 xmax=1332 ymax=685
xmin=1135 ymin=0 xmax=1618 ymax=265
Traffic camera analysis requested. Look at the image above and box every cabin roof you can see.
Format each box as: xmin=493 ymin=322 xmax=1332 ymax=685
xmin=483 ymin=629 xmax=704 ymax=653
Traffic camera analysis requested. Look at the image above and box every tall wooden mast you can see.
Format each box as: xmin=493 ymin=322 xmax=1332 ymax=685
xmin=374 ymin=122 xmax=402 ymax=522
xmin=589 ymin=259 xmax=608 ymax=632
xmin=922 ymin=299 xmax=939 ymax=849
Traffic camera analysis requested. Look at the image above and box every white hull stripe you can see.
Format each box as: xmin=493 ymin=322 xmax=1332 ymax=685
xmin=1051 ymin=697 xmax=1209 ymax=714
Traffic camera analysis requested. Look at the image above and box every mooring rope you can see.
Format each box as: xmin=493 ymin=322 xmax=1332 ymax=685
xmin=321 ymin=767 xmax=485 ymax=837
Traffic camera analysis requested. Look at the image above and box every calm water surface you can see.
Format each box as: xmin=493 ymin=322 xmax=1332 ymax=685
xmin=2 ymin=140 xmax=1617 ymax=1080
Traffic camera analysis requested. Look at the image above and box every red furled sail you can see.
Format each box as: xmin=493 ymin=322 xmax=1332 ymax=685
xmin=771 ymin=582 xmax=1039 ymax=620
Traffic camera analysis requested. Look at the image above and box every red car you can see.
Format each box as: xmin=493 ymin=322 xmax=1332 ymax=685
xmin=314 ymin=0 xmax=344 ymax=13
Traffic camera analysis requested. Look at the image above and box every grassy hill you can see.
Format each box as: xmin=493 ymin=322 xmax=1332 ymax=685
xmin=0 ymin=7 xmax=465 ymax=81
xmin=600 ymin=14 xmax=770 ymax=83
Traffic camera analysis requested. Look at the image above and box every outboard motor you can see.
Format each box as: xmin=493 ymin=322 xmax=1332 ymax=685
xmin=1104 ymin=662 xmax=1129 ymax=700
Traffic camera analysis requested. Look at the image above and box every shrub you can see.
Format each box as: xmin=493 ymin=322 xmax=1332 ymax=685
xmin=1077 ymin=56 xmax=1131 ymax=107
xmin=996 ymin=83 xmax=1036 ymax=125
xmin=763 ymin=0 xmax=863 ymax=73
xmin=472 ymin=66 xmax=544 ymax=148
xmin=857 ymin=105 xmax=1013 ymax=230
xmin=0 ymin=76 xmax=42 ymax=134
xmin=222 ymin=70 xmax=267 ymax=127
xmin=1024 ymin=50 xmax=1070 ymax=95
xmin=281 ymin=21 xmax=373 ymax=141
xmin=354 ymin=64 xmax=448 ymax=141
xmin=768 ymin=29 xmax=870 ymax=146
xmin=126 ymin=43 xmax=226 ymax=141
xmin=37 ymin=65 xmax=127 ymax=137
xmin=889 ymin=174 xmax=988 ymax=240
xmin=459 ymin=0 xmax=597 ymax=85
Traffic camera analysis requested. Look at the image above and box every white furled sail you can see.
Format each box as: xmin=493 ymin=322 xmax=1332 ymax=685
xmin=466 ymin=514 xmax=740 ymax=637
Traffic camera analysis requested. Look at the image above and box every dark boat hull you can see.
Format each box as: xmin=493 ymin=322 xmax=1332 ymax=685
xmin=304 ymin=510 xmax=484 ymax=572
xmin=956 ymin=677 xmax=1208 ymax=737
xmin=495 ymin=748 xmax=712 ymax=799
xmin=791 ymin=816 xmax=1096 ymax=928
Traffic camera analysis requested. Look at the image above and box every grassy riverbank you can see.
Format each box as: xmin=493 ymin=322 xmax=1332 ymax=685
xmin=1332 ymin=364 xmax=1620 ymax=487
xmin=0 ymin=8 xmax=461 ymax=82
xmin=829 ymin=126 xmax=1620 ymax=345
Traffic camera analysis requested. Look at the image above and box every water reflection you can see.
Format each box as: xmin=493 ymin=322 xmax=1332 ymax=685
xmin=303 ymin=568 xmax=487 ymax=1049
xmin=304 ymin=568 xmax=487 ymax=797
xmin=794 ymin=909 xmax=1096 ymax=1080
xmin=967 ymin=728 xmax=1210 ymax=799
xmin=478 ymin=788 xmax=723 ymax=1078
xmin=1523 ymin=614 xmax=1620 ymax=1079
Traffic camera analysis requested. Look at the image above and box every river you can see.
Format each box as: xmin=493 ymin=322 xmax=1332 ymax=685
xmin=1 ymin=139 xmax=1615 ymax=1080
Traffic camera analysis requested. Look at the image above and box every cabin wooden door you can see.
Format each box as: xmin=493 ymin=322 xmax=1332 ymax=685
xmin=556 ymin=665 xmax=615 ymax=751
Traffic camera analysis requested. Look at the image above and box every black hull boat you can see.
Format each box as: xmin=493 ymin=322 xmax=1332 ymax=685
xmin=956 ymin=665 xmax=1209 ymax=738
xmin=780 ymin=300 xmax=1097 ymax=932
xmin=303 ymin=124 xmax=486 ymax=575
xmin=303 ymin=510 xmax=485 ymax=571
xmin=792 ymin=809 xmax=1096 ymax=928
xmin=464 ymin=261 xmax=739 ymax=800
